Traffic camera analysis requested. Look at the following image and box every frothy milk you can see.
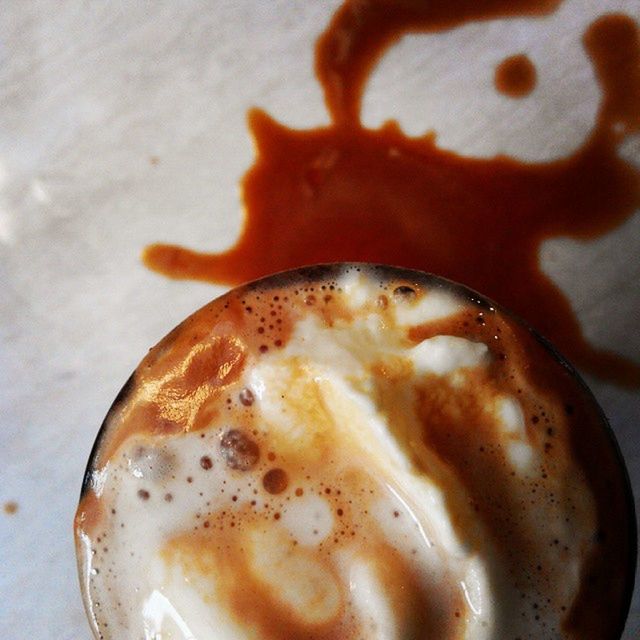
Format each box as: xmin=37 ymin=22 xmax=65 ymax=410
xmin=75 ymin=264 xmax=634 ymax=640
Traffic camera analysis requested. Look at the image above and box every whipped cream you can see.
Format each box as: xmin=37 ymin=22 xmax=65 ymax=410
xmin=75 ymin=264 xmax=629 ymax=640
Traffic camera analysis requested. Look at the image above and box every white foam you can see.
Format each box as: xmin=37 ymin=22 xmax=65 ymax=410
xmin=410 ymin=335 xmax=489 ymax=375
xmin=280 ymin=494 xmax=334 ymax=545
xmin=393 ymin=289 xmax=464 ymax=326
xmin=347 ymin=558 xmax=398 ymax=639
xmin=496 ymin=396 xmax=525 ymax=435
xmin=507 ymin=441 xmax=534 ymax=471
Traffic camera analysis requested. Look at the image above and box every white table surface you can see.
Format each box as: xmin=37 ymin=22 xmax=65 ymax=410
xmin=1 ymin=1 xmax=638 ymax=638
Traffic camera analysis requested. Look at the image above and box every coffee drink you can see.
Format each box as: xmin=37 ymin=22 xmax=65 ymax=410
xmin=75 ymin=264 xmax=634 ymax=639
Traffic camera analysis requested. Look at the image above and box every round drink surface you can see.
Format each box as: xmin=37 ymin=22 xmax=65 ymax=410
xmin=75 ymin=264 xmax=635 ymax=640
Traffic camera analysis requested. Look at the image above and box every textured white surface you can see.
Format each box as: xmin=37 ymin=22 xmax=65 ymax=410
xmin=0 ymin=1 xmax=638 ymax=638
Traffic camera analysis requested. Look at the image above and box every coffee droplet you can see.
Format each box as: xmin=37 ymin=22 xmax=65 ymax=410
xmin=262 ymin=468 xmax=289 ymax=494
xmin=220 ymin=429 xmax=260 ymax=470
xmin=3 ymin=501 xmax=18 ymax=515
xmin=495 ymin=53 xmax=537 ymax=98
xmin=200 ymin=455 xmax=213 ymax=470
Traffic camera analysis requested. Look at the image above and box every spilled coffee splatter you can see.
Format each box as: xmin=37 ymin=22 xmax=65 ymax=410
xmin=3 ymin=501 xmax=18 ymax=516
xmin=144 ymin=1 xmax=640 ymax=387
xmin=494 ymin=54 xmax=537 ymax=97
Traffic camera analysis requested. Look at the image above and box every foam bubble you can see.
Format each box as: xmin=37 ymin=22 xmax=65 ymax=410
xmin=75 ymin=265 xmax=614 ymax=640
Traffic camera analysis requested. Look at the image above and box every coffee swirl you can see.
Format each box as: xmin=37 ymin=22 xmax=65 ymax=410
xmin=75 ymin=264 xmax=634 ymax=639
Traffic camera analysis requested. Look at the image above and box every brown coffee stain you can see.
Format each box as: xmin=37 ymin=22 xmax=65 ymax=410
xmin=495 ymin=53 xmax=537 ymax=97
xmin=313 ymin=0 xmax=561 ymax=124
xmin=3 ymin=501 xmax=18 ymax=515
xmin=144 ymin=3 xmax=640 ymax=388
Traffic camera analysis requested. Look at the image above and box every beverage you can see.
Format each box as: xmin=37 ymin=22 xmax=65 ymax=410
xmin=75 ymin=263 xmax=635 ymax=639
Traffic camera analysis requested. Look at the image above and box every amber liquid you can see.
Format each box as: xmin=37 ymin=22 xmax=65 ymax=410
xmin=144 ymin=1 xmax=640 ymax=388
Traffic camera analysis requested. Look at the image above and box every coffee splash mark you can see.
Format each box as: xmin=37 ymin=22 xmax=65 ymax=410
xmin=144 ymin=2 xmax=640 ymax=387
xmin=3 ymin=501 xmax=18 ymax=515
xmin=494 ymin=54 xmax=537 ymax=97
xmin=314 ymin=0 xmax=560 ymax=123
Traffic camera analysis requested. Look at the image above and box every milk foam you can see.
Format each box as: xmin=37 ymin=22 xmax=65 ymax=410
xmin=76 ymin=266 xmax=604 ymax=640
